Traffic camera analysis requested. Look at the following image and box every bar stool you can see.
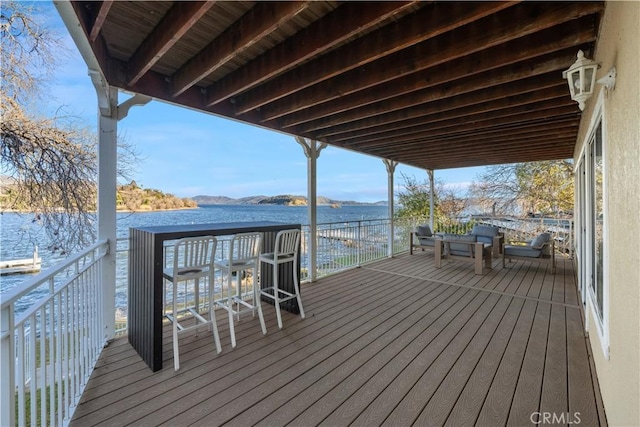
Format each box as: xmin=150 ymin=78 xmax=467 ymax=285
xmin=259 ymin=229 xmax=305 ymax=329
xmin=163 ymin=236 xmax=221 ymax=371
xmin=214 ymin=232 xmax=267 ymax=348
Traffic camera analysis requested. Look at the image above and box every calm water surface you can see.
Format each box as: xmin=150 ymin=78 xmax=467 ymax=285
xmin=1 ymin=205 xmax=388 ymax=310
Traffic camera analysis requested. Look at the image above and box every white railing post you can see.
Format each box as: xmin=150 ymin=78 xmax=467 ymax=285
xmin=357 ymin=221 xmax=362 ymax=267
xmin=1 ymin=304 xmax=16 ymax=426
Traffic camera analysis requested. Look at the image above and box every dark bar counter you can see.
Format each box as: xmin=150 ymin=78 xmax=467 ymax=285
xmin=128 ymin=221 xmax=301 ymax=371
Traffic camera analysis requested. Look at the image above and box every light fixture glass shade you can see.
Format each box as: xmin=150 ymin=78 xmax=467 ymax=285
xmin=562 ymin=50 xmax=598 ymax=110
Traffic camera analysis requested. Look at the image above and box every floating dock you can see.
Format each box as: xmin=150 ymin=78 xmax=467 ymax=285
xmin=0 ymin=249 xmax=41 ymax=275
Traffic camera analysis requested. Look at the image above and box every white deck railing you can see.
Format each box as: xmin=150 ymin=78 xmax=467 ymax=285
xmin=1 ymin=240 xmax=109 ymax=427
xmin=0 ymin=215 xmax=574 ymax=425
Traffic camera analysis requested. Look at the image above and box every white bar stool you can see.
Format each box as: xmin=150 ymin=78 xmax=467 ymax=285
xmin=214 ymin=232 xmax=267 ymax=348
xmin=259 ymin=229 xmax=305 ymax=329
xmin=163 ymin=236 xmax=221 ymax=371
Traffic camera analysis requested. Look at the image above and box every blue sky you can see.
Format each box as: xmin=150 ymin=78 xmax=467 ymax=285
xmin=41 ymin=2 xmax=485 ymax=203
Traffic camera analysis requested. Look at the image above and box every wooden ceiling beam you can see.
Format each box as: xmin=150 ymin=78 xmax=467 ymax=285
xmin=408 ymin=147 xmax=576 ymax=170
xmin=314 ymin=84 xmax=571 ymax=139
xmin=363 ymin=122 xmax=580 ymax=156
xmin=327 ymin=97 xmax=575 ymax=144
xmin=231 ymin=1 xmax=518 ymax=114
xmin=170 ymin=1 xmax=309 ymax=98
xmin=381 ymin=134 xmax=577 ymax=155
xmin=399 ymin=145 xmax=576 ymax=167
xmin=89 ymin=1 xmax=113 ymax=43
xmin=275 ymin=18 xmax=595 ymax=128
xmin=389 ymin=138 xmax=576 ymax=164
xmin=292 ymin=52 xmax=576 ymax=134
xmin=260 ymin=3 xmax=601 ymax=122
xmin=127 ymin=1 xmax=215 ymax=86
xmin=344 ymin=113 xmax=579 ymax=148
xmin=204 ymin=1 xmax=417 ymax=107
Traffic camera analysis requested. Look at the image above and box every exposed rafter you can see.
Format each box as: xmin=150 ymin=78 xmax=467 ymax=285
xmin=127 ymin=1 xmax=215 ymax=86
xmin=170 ymin=1 xmax=309 ymax=97
xmin=89 ymin=1 xmax=113 ymax=43
xmin=60 ymin=1 xmax=605 ymax=171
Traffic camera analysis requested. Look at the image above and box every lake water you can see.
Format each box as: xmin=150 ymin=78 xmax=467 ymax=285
xmin=1 ymin=204 xmax=389 ymax=307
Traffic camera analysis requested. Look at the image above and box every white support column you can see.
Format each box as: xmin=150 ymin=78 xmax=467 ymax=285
xmin=428 ymin=169 xmax=435 ymax=231
xmin=383 ymin=159 xmax=398 ymax=257
xmin=295 ymin=137 xmax=327 ymax=282
xmin=98 ymin=87 xmax=118 ymax=342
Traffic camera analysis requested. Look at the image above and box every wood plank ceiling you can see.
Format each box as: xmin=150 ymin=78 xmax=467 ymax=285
xmin=67 ymin=1 xmax=604 ymax=170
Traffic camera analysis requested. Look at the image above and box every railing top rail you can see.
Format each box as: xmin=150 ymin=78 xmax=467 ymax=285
xmin=301 ymin=217 xmax=390 ymax=228
xmin=0 ymin=239 xmax=109 ymax=309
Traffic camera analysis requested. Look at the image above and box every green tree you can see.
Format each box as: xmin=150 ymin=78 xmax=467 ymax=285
xmin=469 ymin=160 xmax=574 ymax=217
xmin=395 ymin=173 xmax=432 ymax=219
xmin=395 ymin=172 xmax=469 ymax=224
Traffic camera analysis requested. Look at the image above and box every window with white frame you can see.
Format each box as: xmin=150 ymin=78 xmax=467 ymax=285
xmin=589 ymin=121 xmax=604 ymax=322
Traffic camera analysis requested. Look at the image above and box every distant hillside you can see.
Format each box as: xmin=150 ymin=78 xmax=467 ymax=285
xmin=192 ymin=194 xmax=387 ymax=206
xmin=117 ymin=181 xmax=197 ymax=211
xmin=1 ymin=179 xmax=197 ymax=212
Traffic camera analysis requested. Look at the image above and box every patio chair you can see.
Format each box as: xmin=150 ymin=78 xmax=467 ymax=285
xmin=469 ymin=224 xmax=504 ymax=257
xmin=259 ymin=229 xmax=305 ymax=329
xmin=502 ymin=232 xmax=556 ymax=274
xmin=410 ymin=224 xmax=438 ymax=254
xmin=215 ymin=232 xmax=267 ymax=348
xmin=163 ymin=236 xmax=222 ymax=371
xmin=435 ymin=233 xmax=492 ymax=275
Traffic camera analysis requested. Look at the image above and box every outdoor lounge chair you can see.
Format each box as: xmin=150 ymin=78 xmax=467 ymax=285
xmin=502 ymin=232 xmax=556 ymax=274
xmin=435 ymin=233 xmax=492 ymax=275
xmin=409 ymin=224 xmax=438 ymax=254
xmin=469 ymin=224 xmax=504 ymax=257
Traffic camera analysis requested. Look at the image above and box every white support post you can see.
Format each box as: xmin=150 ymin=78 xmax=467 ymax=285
xmin=383 ymin=159 xmax=398 ymax=257
xmin=428 ymin=169 xmax=435 ymax=231
xmin=295 ymin=137 xmax=327 ymax=282
xmin=98 ymin=87 xmax=118 ymax=342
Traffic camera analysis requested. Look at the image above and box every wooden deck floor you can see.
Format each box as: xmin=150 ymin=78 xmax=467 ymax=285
xmin=72 ymin=252 xmax=606 ymax=426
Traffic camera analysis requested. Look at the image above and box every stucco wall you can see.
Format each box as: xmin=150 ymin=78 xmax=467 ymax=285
xmin=573 ymin=2 xmax=640 ymax=426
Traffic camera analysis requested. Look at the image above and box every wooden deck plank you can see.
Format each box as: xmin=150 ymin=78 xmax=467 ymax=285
xmin=567 ymin=307 xmax=599 ymax=425
xmin=75 ymin=268 xmax=407 ymax=421
xmin=564 ymin=261 xmax=580 ymax=306
xmin=380 ymin=294 xmax=512 ymax=426
xmin=444 ymin=298 xmax=537 ymax=426
xmin=415 ymin=297 xmax=527 ymax=426
xmin=204 ymin=278 xmax=456 ymax=426
xmin=114 ymin=274 xmax=440 ymax=426
xmin=351 ymin=292 xmax=504 ymax=426
xmin=475 ymin=299 xmax=538 ymax=426
xmin=230 ymin=282 xmax=464 ymax=426
xmin=507 ymin=302 xmax=552 ymax=425
xmin=69 ymin=253 xmax=605 ymax=427
xmin=539 ymin=304 xmax=568 ymax=416
xmin=318 ymin=258 xmax=529 ymax=426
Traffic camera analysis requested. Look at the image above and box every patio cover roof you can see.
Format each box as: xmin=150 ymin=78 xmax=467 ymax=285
xmin=58 ymin=1 xmax=604 ymax=170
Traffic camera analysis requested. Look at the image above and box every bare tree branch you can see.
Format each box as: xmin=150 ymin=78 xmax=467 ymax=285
xmin=1 ymin=2 xmax=140 ymax=254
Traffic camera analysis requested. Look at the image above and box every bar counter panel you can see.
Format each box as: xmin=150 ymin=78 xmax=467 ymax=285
xmin=128 ymin=221 xmax=301 ymax=371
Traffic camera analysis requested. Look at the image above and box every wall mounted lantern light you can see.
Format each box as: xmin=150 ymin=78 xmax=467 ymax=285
xmin=563 ymin=50 xmax=617 ymax=111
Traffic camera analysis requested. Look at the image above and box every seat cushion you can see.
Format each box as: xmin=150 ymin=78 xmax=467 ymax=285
xmin=471 ymin=225 xmax=499 ymax=237
xmin=504 ymin=245 xmax=542 ymax=258
xmin=417 ymin=237 xmax=436 ymax=247
xmin=416 ymin=224 xmax=432 ymax=237
xmin=444 ymin=233 xmax=476 ymax=256
xmin=530 ymin=232 xmax=551 ymax=249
